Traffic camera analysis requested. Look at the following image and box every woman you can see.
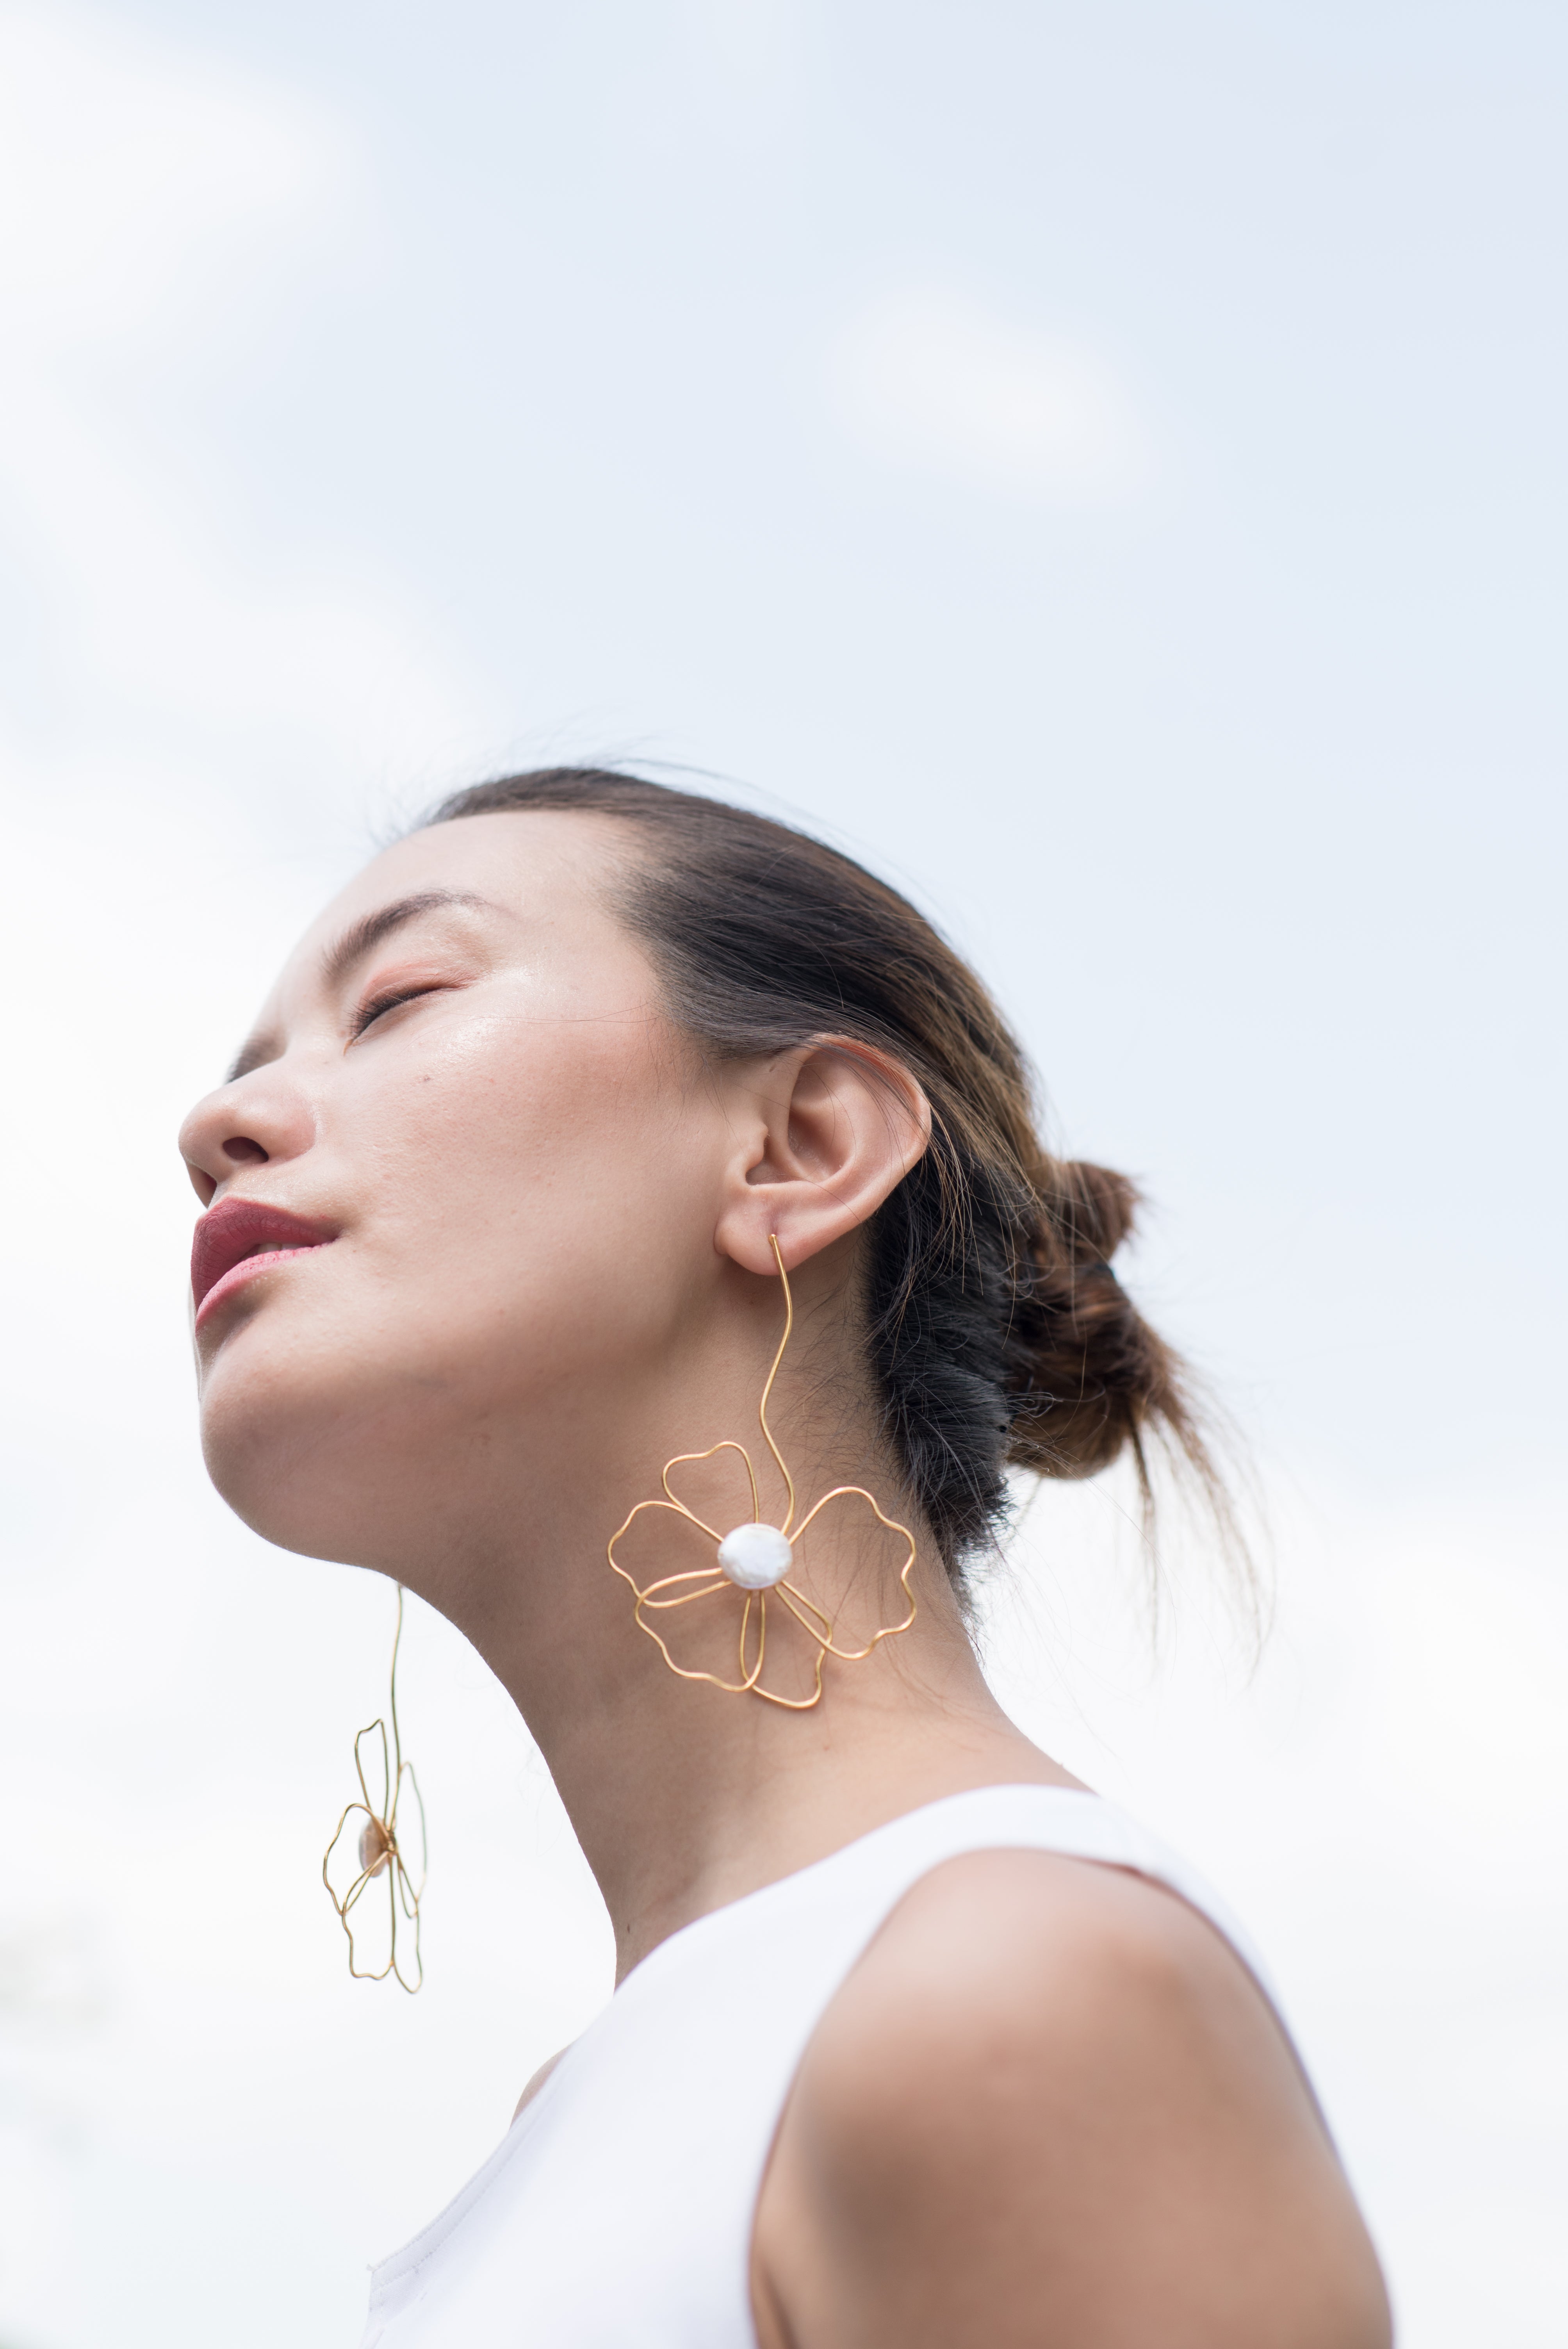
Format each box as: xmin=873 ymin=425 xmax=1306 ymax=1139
xmin=179 ymin=770 xmax=1391 ymax=2347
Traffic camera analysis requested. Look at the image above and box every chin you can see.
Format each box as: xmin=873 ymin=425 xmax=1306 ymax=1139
xmin=197 ymin=1314 xmax=457 ymax=1568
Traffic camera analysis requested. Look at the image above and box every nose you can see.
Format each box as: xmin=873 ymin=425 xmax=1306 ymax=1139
xmin=178 ymin=1067 xmax=317 ymax=1207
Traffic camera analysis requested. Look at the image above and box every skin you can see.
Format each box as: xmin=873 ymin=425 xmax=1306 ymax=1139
xmin=179 ymin=808 xmax=1392 ymax=2347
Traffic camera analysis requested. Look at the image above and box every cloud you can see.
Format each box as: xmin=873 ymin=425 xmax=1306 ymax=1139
xmin=828 ymin=286 xmax=1154 ymax=506
xmin=0 ymin=1 xmax=344 ymax=340
xmin=686 ymin=0 xmax=799 ymax=92
xmin=0 ymin=3 xmax=495 ymax=784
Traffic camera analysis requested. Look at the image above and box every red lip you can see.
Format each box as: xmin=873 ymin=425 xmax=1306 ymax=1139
xmin=191 ymin=1196 xmax=339 ymax=1328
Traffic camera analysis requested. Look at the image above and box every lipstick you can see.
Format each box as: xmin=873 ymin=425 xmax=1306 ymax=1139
xmin=191 ymin=1196 xmax=337 ymax=1328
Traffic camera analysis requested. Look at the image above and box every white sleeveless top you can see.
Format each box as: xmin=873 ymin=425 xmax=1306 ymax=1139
xmin=360 ymin=1785 xmax=1272 ymax=2349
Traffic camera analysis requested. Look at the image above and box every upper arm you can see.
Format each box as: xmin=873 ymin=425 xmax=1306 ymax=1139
xmin=752 ymin=1850 xmax=1391 ymax=2349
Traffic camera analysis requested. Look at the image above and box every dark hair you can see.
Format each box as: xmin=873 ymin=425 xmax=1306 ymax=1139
xmin=424 ymin=768 xmax=1226 ymax=1593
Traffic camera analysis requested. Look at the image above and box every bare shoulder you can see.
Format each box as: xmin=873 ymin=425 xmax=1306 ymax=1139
xmin=752 ymin=1848 xmax=1391 ymax=2349
xmin=512 ymin=2046 xmax=568 ymax=2121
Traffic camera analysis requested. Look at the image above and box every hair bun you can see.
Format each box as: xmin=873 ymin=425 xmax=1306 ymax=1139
xmin=1032 ymin=1155 xmax=1140 ymax=1269
xmin=1004 ymin=1157 xmax=1198 ymax=1488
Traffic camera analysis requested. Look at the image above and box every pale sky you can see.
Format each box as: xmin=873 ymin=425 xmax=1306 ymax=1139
xmin=0 ymin=5 xmax=1563 ymax=2345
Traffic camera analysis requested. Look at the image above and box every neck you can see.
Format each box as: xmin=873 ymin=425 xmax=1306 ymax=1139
xmin=491 ymin=1568 xmax=1068 ymax=1982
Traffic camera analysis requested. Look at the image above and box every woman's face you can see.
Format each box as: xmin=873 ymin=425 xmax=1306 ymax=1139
xmin=178 ymin=811 xmax=731 ymax=1574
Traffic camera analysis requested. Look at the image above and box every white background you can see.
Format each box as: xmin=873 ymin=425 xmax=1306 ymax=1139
xmin=0 ymin=3 xmax=1563 ymax=2343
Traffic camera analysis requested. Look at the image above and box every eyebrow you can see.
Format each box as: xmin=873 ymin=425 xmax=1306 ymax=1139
xmin=223 ymin=887 xmax=505 ymax=1084
xmin=318 ymin=887 xmax=500 ymax=990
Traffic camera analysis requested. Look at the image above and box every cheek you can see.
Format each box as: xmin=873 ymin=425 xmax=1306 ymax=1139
xmin=371 ymin=1007 xmax=659 ymax=1246
xmin=342 ymin=1011 xmax=711 ymax=1385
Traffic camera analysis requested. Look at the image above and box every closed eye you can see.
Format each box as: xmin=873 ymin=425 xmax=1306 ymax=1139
xmin=348 ymin=984 xmax=445 ymax=1042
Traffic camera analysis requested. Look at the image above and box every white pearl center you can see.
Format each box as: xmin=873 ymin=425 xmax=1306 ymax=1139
xmin=716 ymin=1522 xmax=794 ymax=1590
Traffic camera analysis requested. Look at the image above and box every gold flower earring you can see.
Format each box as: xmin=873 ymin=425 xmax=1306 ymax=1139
xmin=322 ymin=1584 xmax=427 ymax=1991
xmin=608 ymin=1235 xmax=918 ymax=1709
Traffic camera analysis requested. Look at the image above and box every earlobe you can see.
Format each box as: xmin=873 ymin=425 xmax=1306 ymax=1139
xmin=714 ymin=1038 xmax=931 ymax=1279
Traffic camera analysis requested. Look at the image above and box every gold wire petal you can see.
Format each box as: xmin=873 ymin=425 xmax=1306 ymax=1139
xmin=353 ymin=1718 xmax=390 ymax=1821
xmin=633 ymin=1584 xmax=767 ymax=1696
xmin=389 ymin=1885 xmax=423 ymax=1993
xmin=396 ymin=1761 xmax=428 ymax=1905
xmin=785 ymin=1485 xmax=918 ymax=1661
xmin=329 ymin=1843 xmax=396 ymax=1982
xmin=636 ymin=1570 xmax=733 ymax=1611
xmin=323 ymin=1802 xmax=376 ymax=1906
xmin=341 ymin=1868 xmax=377 ymax=1918
xmin=660 ymin=1439 xmax=761 ymax=1532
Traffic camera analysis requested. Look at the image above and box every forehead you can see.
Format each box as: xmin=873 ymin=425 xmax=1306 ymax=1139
xmin=280 ymin=807 xmax=650 ymax=999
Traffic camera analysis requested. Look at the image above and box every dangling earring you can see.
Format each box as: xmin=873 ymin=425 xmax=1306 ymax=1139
xmin=608 ymin=1235 xmax=918 ymax=1709
xmin=322 ymin=1583 xmax=427 ymax=1991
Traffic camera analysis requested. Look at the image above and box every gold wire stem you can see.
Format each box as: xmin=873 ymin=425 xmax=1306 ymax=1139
xmin=387 ymin=1585 xmax=405 ymax=1819
xmin=758 ymin=1234 xmax=798 ymax=1534
xmin=608 ymin=1236 xmax=918 ymax=1708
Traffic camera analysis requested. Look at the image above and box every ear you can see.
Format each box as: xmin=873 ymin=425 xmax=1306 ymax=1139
xmin=713 ymin=1037 xmax=932 ymax=1278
